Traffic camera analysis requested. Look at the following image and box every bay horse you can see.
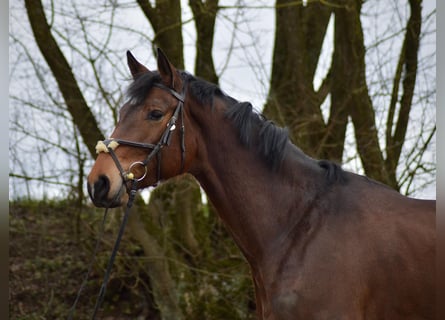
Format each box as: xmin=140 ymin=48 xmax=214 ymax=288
xmin=87 ymin=49 xmax=435 ymax=319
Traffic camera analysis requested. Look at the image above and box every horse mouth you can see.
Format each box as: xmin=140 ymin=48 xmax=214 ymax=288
xmin=91 ymin=197 xmax=123 ymax=208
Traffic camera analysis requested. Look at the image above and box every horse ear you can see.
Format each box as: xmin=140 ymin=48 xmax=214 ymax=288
xmin=127 ymin=50 xmax=150 ymax=79
xmin=156 ymin=48 xmax=182 ymax=91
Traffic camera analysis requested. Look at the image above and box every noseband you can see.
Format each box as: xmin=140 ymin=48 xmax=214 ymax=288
xmin=95 ymin=82 xmax=186 ymax=192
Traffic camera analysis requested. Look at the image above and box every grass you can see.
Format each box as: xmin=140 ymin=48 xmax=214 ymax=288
xmin=9 ymin=199 xmax=256 ymax=320
xmin=9 ymin=200 xmax=151 ymax=319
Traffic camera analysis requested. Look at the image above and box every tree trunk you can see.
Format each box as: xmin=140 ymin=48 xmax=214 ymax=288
xmin=127 ymin=204 xmax=184 ymax=320
xmin=266 ymin=0 xmax=422 ymax=187
xmin=135 ymin=1 xmax=223 ymax=317
xmin=137 ymin=0 xmax=223 ymax=266
xmin=333 ymin=0 xmax=390 ymax=185
xmin=137 ymin=0 xmax=184 ymax=69
xmin=264 ymin=0 xmax=332 ymax=158
xmin=189 ymin=0 xmax=219 ymax=83
xmin=24 ymin=0 xmax=104 ymax=157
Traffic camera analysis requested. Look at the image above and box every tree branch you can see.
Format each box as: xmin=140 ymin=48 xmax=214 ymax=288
xmin=136 ymin=0 xmax=184 ymax=68
xmin=385 ymin=0 xmax=422 ymax=185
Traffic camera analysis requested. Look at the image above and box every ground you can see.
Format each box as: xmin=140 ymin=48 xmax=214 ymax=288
xmin=9 ymin=200 xmax=156 ymax=320
xmin=9 ymin=199 xmax=256 ymax=319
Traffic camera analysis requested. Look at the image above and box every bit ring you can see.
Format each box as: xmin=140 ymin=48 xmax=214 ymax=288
xmin=126 ymin=161 xmax=147 ymax=182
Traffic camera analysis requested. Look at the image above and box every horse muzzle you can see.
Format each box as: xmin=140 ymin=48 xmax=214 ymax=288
xmin=87 ymin=174 xmax=126 ymax=208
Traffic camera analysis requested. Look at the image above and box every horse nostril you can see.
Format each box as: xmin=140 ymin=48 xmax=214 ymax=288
xmin=90 ymin=175 xmax=110 ymax=201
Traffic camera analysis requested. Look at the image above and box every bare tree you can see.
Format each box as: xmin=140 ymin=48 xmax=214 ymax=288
xmin=9 ymin=0 xmax=435 ymax=318
xmin=265 ymin=0 xmax=435 ymax=193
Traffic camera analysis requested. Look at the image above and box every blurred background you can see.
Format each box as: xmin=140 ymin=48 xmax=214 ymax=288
xmin=9 ymin=0 xmax=436 ymax=319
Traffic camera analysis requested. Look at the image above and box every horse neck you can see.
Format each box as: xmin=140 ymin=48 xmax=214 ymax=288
xmin=188 ymin=97 xmax=323 ymax=265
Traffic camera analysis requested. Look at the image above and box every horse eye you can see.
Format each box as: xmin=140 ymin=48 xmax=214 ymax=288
xmin=147 ymin=110 xmax=164 ymax=121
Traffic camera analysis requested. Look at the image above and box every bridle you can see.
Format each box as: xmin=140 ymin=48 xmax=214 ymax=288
xmin=69 ymin=82 xmax=186 ymax=319
xmin=95 ymin=82 xmax=187 ymax=194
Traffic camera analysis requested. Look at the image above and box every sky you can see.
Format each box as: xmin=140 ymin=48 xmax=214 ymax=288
xmin=9 ymin=0 xmax=436 ymax=200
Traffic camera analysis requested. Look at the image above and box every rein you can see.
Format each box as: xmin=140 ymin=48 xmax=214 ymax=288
xmin=68 ymin=82 xmax=186 ymax=319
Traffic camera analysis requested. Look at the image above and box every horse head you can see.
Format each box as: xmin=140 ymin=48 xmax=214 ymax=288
xmin=87 ymin=49 xmax=198 ymax=207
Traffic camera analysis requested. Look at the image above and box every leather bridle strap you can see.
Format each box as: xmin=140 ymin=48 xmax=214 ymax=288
xmin=95 ymin=81 xmax=187 ymax=189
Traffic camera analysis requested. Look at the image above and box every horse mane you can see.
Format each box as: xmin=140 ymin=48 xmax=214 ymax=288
xmin=318 ymin=160 xmax=348 ymax=185
xmin=186 ymin=74 xmax=289 ymax=170
xmin=224 ymin=102 xmax=289 ymax=170
xmin=126 ymin=72 xmax=161 ymax=105
xmin=126 ymin=71 xmax=347 ymax=182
